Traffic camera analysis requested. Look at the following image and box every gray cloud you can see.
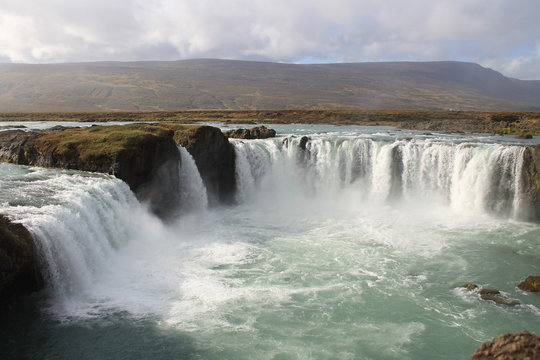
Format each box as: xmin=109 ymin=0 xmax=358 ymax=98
xmin=0 ymin=0 xmax=539 ymax=79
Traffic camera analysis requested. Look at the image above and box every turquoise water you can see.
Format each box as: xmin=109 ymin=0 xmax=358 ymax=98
xmin=1 ymin=125 xmax=539 ymax=359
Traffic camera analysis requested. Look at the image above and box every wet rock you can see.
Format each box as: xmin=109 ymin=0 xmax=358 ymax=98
xmin=519 ymin=146 xmax=540 ymax=222
xmin=462 ymin=283 xmax=478 ymax=291
xmin=299 ymin=136 xmax=309 ymax=151
xmin=175 ymin=125 xmax=236 ymax=205
xmin=479 ymin=289 xmax=521 ymax=305
xmin=518 ymin=276 xmax=540 ymax=292
xmin=0 ymin=215 xmax=43 ymax=301
xmin=515 ymin=134 xmax=533 ymax=139
xmin=225 ymin=126 xmax=276 ymax=139
xmin=470 ymin=330 xmax=540 ymax=360
xmin=462 ymin=284 xmax=521 ymax=305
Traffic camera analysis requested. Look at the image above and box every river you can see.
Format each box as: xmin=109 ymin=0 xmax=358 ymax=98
xmin=1 ymin=124 xmax=539 ymax=359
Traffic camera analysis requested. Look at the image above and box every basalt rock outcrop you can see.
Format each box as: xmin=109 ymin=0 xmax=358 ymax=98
xmin=0 ymin=123 xmax=241 ymax=210
xmin=0 ymin=124 xmax=182 ymax=216
xmin=520 ymin=145 xmax=540 ymax=222
xmin=175 ymin=125 xmax=236 ymax=205
xmin=470 ymin=331 xmax=540 ymax=360
xmin=0 ymin=215 xmax=42 ymax=301
xmin=225 ymin=126 xmax=276 ymax=139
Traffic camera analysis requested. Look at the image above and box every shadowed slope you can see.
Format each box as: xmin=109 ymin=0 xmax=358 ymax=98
xmin=0 ymin=59 xmax=539 ymax=112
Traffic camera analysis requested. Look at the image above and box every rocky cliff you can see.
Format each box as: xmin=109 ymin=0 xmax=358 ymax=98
xmin=175 ymin=125 xmax=236 ymax=205
xmin=520 ymin=145 xmax=540 ymax=221
xmin=0 ymin=215 xmax=42 ymax=301
xmin=0 ymin=124 xmax=185 ymax=216
xmin=0 ymin=123 xmax=240 ymax=211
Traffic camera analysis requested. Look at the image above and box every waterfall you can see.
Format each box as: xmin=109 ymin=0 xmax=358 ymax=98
xmin=232 ymin=136 xmax=529 ymax=220
xmin=0 ymin=153 xmax=209 ymax=316
xmin=178 ymin=146 xmax=208 ymax=212
xmin=0 ymin=167 xmax=144 ymax=301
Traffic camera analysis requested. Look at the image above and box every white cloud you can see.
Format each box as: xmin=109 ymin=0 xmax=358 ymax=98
xmin=0 ymin=0 xmax=539 ymax=79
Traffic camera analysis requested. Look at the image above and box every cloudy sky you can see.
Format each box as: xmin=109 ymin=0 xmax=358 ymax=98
xmin=0 ymin=0 xmax=539 ymax=79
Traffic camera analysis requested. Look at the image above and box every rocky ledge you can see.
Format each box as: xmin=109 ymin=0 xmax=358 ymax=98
xmin=471 ymin=331 xmax=539 ymax=360
xmin=175 ymin=125 xmax=236 ymax=205
xmin=225 ymin=125 xmax=276 ymax=139
xmin=0 ymin=123 xmax=237 ymax=211
xmin=0 ymin=215 xmax=42 ymax=300
xmin=0 ymin=124 xmax=182 ymax=192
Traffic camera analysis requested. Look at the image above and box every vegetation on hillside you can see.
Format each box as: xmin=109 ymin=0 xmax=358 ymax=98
xmin=1 ymin=60 xmax=539 ymax=112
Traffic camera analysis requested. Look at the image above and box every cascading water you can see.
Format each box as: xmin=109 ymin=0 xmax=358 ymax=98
xmin=233 ymin=135 xmax=529 ymax=220
xmin=0 ymin=164 xmax=149 ymax=314
xmin=178 ymin=146 xmax=208 ymax=212
xmin=1 ymin=125 xmax=539 ymax=360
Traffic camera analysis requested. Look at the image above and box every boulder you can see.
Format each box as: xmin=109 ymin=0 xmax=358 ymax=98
xmin=225 ymin=126 xmax=276 ymax=139
xmin=518 ymin=276 xmax=540 ymax=292
xmin=462 ymin=283 xmax=478 ymax=291
xmin=470 ymin=331 xmax=540 ymax=360
xmin=0 ymin=215 xmax=42 ymax=301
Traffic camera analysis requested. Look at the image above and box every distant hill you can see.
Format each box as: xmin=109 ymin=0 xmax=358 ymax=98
xmin=0 ymin=59 xmax=539 ymax=112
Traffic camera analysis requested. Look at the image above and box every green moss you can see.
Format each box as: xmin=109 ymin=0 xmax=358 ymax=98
xmin=29 ymin=123 xmax=192 ymax=163
xmin=172 ymin=126 xmax=206 ymax=148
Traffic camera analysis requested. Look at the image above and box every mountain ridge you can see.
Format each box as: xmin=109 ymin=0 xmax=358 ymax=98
xmin=0 ymin=59 xmax=539 ymax=112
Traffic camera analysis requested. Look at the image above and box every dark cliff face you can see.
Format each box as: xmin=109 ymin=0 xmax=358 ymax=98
xmin=520 ymin=145 xmax=540 ymax=221
xmin=0 ymin=125 xmax=182 ymax=215
xmin=0 ymin=215 xmax=42 ymax=301
xmin=175 ymin=126 xmax=236 ymax=206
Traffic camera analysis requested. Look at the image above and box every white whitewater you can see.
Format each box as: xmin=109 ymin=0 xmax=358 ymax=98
xmin=0 ymin=166 xmax=153 ymax=314
xmin=233 ymin=136 xmax=528 ymax=220
xmin=0 ymin=147 xmax=209 ymax=316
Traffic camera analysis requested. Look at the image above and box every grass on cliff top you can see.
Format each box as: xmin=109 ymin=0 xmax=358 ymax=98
xmin=30 ymin=123 xmax=192 ymax=161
